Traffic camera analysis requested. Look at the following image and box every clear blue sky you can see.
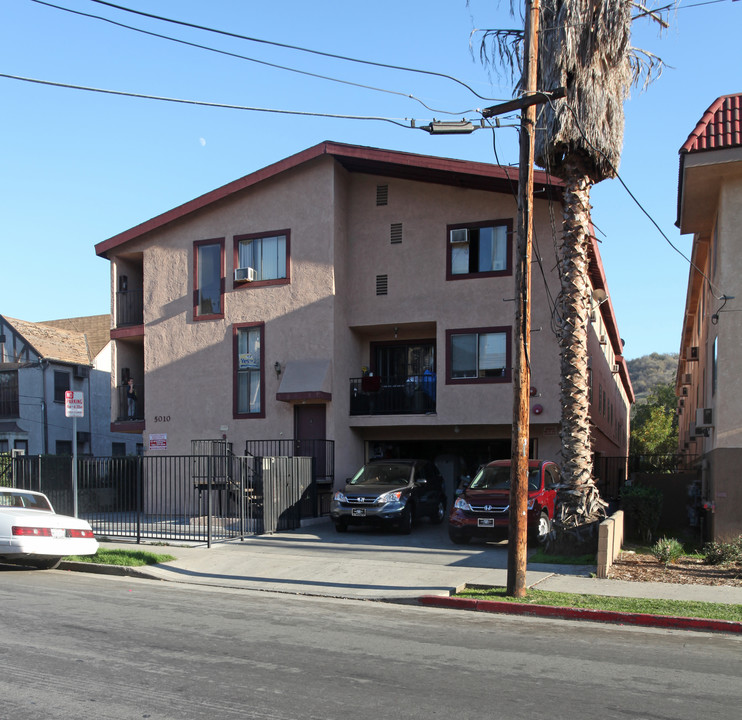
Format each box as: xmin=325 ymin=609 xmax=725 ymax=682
xmin=1 ymin=0 xmax=739 ymax=360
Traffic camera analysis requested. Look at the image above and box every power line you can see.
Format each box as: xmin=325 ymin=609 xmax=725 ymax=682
xmin=0 ymin=72 xmax=415 ymax=128
xmin=86 ymin=0 xmax=504 ymax=102
xmin=30 ymin=0 xmax=478 ymax=117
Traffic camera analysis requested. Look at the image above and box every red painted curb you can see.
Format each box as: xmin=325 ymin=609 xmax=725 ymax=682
xmin=417 ymin=595 xmax=742 ymax=634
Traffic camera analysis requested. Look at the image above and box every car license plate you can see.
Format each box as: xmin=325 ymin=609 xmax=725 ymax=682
xmin=477 ymin=518 xmax=495 ymax=528
xmin=51 ymin=528 xmax=65 ymax=538
xmin=352 ymin=508 xmax=366 ymax=517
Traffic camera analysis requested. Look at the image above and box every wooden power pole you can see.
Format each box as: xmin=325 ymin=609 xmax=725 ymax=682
xmin=506 ymin=0 xmax=541 ymax=598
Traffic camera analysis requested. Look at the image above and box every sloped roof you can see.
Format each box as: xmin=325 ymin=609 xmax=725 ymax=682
xmin=2 ymin=316 xmax=93 ymax=365
xmin=95 ymin=140 xmax=561 ymax=258
xmin=41 ymin=315 xmax=110 ymax=357
xmin=680 ymin=93 xmax=742 ymax=154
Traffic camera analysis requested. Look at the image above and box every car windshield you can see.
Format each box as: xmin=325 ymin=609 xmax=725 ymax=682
xmin=468 ymin=466 xmax=541 ymax=491
xmin=348 ymin=463 xmax=413 ymax=486
xmin=0 ymin=491 xmax=53 ymax=512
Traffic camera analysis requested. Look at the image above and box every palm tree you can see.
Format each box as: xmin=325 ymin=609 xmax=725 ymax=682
xmin=478 ymin=0 xmax=662 ymax=532
xmin=534 ymin=0 xmax=633 ymax=530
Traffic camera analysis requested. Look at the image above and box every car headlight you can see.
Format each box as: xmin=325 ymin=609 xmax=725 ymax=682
xmin=333 ymin=491 xmax=347 ymax=503
xmin=454 ymin=496 xmax=472 ymax=512
xmin=376 ymin=490 xmax=403 ymax=505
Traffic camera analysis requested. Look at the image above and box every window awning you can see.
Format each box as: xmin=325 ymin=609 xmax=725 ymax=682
xmin=276 ymin=359 xmax=332 ymax=402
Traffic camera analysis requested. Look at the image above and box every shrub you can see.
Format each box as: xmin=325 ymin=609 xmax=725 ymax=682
xmin=650 ymin=537 xmax=684 ymax=566
xmin=703 ymin=535 xmax=742 ymax=565
xmin=620 ymin=482 xmax=663 ymax=543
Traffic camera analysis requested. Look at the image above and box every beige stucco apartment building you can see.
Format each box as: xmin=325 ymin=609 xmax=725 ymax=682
xmin=676 ymin=93 xmax=742 ymax=539
xmin=95 ymin=141 xmax=631 ymax=501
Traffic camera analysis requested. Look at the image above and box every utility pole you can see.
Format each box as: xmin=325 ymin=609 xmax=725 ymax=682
xmin=506 ymin=0 xmax=540 ymax=598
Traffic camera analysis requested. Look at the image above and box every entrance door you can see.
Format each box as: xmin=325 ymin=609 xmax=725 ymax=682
xmin=294 ymin=405 xmax=327 ymax=480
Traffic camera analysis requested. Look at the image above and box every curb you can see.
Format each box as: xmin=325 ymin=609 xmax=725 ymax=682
xmin=59 ymin=560 xmax=157 ymax=580
xmin=417 ymin=595 xmax=742 ymax=634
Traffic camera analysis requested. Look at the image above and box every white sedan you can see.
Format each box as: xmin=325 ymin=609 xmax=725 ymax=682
xmin=0 ymin=489 xmax=98 ymax=569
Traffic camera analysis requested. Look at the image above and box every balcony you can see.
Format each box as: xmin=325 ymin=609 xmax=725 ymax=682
xmin=115 ymin=383 xmax=145 ymax=423
xmin=116 ymin=289 xmax=144 ymax=328
xmin=349 ymin=375 xmax=436 ymax=416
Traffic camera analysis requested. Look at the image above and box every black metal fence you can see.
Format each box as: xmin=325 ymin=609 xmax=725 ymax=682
xmin=594 ymin=454 xmax=700 ymax=502
xmin=9 ymin=454 xmax=314 ymax=545
xmin=245 ymin=439 xmax=334 ymax=516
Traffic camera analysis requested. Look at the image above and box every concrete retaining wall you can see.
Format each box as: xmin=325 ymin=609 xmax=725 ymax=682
xmin=597 ymin=510 xmax=624 ymax=579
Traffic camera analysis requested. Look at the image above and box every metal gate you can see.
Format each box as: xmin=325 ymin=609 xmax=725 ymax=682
xmin=9 ymin=454 xmax=312 ymax=545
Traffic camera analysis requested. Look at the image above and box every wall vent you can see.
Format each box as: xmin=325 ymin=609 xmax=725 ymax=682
xmin=376 ymin=275 xmax=388 ymax=296
xmin=390 ymin=223 xmax=403 ymax=244
xmin=376 ymin=184 xmax=389 ymax=206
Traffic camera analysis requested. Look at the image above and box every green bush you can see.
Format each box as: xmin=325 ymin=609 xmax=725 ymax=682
xmin=620 ymin=482 xmax=663 ymax=543
xmin=703 ymin=535 xmax=742 ymax=565
xmin=650 ymin=537 xmax=684 ymax=566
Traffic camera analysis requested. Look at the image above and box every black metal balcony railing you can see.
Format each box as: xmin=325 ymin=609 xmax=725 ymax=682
xmin=116 ymin=289 xmax=144 ymax=327
xmin=350 ymin=375 xmax=436 ymax=415
xmin=116 ymin=384 xmax=145 ymax=422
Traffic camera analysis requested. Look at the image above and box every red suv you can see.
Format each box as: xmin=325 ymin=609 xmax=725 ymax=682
xmin=447 ymin=459 xmax=560 ymax=545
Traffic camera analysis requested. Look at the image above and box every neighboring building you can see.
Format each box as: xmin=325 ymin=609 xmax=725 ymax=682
xmin=94 ymin=141 xmax=631 ymax=500
xmin=675 ymin=92 xmax=742 ymax=539
xmin=0 ymin=314 xmax=141 ymax=457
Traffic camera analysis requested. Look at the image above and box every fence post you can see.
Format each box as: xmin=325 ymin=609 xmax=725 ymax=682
xmin=207 ymin=454 xmax=212 ymax=548
xmin=136 ymin=456 xmax=142 ymax=543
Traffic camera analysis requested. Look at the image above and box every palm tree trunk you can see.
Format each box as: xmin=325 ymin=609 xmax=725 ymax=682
xmin=556 ymin=161 xmax=606 ymax=529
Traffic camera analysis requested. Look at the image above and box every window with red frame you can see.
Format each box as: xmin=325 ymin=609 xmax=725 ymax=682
xmin=234 ymin=323 xmax=264 ymax=417
xmin=447 ymin=327 xmax=511 ymax=383
xmin=447 ymin=220 xmax=512 ymax=279
xmin=194 ymin=239 xmax=224 ymax=318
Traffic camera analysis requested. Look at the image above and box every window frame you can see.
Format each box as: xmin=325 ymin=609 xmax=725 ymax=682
xmin=53 ymin=370 xmax=70 ymax=403
xmin=233 ymin=230 xmax=290 ymax=289
xmin=233 ymin=322 xmax=265 ymax=419
xmin=193 ymin=238 xmax=225 ymax=321
xmin=446 ymin=219 xmax=513 ymax=281
xmin=445 ymin=326 xmax=512 ymax=385
xmin=0 ymin=370 xmax=19 ymax=418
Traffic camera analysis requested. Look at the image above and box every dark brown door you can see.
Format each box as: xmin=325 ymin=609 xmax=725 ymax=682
xmin=294 ymin=405 xmax=327 ymax=480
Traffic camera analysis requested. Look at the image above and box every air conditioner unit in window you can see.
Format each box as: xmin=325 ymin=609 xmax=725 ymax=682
xmin=686 ymin=346 xmax=699 ymax=361
xmin=696 ymin=407 xmax=714 ymax=428
xmin=599 ymin=334 xmax=607 ymax=345
xmin=234 ymin=267 xmax=257 ymax=282
xmin=449 ymin=228 xmax=470 ymax=244
xmin=611 ymin=364 xmax=620 ymax=374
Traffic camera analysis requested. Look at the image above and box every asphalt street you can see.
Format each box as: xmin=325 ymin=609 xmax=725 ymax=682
xmin=2 ymin=570 xmax=741 ymax=720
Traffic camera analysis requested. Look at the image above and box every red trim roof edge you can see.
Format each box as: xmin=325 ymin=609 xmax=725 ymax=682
xmin=95 ymin=141 xmax=561 ymax=258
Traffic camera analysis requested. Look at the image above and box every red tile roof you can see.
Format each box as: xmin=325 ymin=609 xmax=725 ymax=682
xmin=680 ymin=93 xmax=742 ymax=153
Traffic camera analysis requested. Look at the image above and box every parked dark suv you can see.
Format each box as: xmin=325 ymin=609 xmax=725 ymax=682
xmin=330 ymin=459 xmax=447 ymax=534
xmin=447 ymin=459 xmax=560 ymax=545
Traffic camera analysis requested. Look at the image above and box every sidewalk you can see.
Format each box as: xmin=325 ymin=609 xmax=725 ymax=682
xmin=65 ymin=520 xmax=742 ymax=631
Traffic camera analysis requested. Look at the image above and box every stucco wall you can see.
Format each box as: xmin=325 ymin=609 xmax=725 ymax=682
xmin=106 ymin=151 xmax=630 ymax=486
xmin=706 ymin=447 xmax=742 ymax=539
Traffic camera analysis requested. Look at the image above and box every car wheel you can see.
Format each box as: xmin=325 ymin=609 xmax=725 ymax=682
xmin=430 ymin=498 xmax=446 ymax=525
xmin=30 ymin=557 xmax=62 ymax=570
xmin=398 ymin=506 xmax=413 ymax=535
xmin=448 ymin=528 xmax=470 ymax=545
xmin=334 ymin=520 xmax=348 ymax=533
xmin=534 ymin=511 xmax=552 ymax=545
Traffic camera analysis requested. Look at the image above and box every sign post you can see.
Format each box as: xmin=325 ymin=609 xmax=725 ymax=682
xmin=64 ymin=391 xmax=84 ymax=517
